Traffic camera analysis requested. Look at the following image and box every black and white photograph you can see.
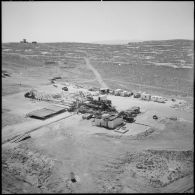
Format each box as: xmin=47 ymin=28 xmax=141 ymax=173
xmin=2 ymin=1 xmax=194 ymax=193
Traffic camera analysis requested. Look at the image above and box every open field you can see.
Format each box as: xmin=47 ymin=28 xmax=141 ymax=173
xmin=2 ymin=40 xmax=194 ymax=193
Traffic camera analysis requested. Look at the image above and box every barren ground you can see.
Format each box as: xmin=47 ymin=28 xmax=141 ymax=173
xmin=2 ymin=42 xmax=194 ymax=193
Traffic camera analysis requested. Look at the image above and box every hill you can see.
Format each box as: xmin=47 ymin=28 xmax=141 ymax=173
xmin=2 ymin=39 xmax=194 ymax=97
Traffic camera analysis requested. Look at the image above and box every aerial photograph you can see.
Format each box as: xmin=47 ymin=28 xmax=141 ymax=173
xmin=2 ymin=1 xmax=194 ymax=193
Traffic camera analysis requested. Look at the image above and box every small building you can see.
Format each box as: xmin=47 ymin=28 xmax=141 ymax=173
xmin=124 ymin=91 xmax=133 ymax=97
xmin=109 ymin=89 xmax=114 ymax=95
xmin=107 ymin=116 xmax=123 ymax=129
xmin=100 ymin=88 xmax=109 ymax=94
xmin=98 ymin=95 xmax=107 ymax=101
xmin=32 ymin=41 xmax=37 ymax=44
xmin=94 ymin=115 xmax=123 ymax=129
xmin=151 ymin=95 xmax=165 ymax=103
xmin=27 ymin=105 xmax=66 ymax=120
xmin=151 ymin=95 xmax=158 ymax=102
xmin=94 ymin=117 xmax=102 ymax=126
xmin=128 ymin=91 xmax=133 ymax=96
xmin=133 ymin=92 xmax=141 ymax=98
xmin=114 ymin=89 xmax=123 ymax=96
xmin=120 ymin=90 xmax=129 ymax=97
xmin=141 ymin=93 xmax=151 ymax=101
xmin=119 ymin=91 xmax=125 ymax=97
xmin=93 ymin=95 xmax=107 ymax=101
xmin=20 ymin=39 xmax=27 ymax=43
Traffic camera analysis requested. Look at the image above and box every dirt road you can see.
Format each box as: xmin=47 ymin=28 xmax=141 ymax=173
xmin=84 ymin=57 xmax=108 ymax=88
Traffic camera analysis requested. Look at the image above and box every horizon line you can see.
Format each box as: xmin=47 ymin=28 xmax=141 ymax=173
xmin=2 ymin=38 xmax=194 ymax=45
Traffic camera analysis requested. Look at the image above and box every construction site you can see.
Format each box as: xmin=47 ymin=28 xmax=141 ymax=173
xmin=2 ymin=51 xmax=194 ymax=193
xmin=1 ymin=4 xmax=194 ymax=188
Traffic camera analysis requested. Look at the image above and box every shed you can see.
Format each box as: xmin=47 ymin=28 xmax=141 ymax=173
xmin=141 ymin=93 xmax=151 ymax=101
xmin=133 ymin=92 xmax=141 ymax=98
xmin=114 ymin=89 xmax=123 ymax=96
xmin=100 ymin=118 xmax=108 ymax=127
xmin=95 ymin=118 xmax=102 ymax=126
xmin=120 ymin=90 xmax=129 ymax=97
xmin=109 ymin=90 xmax=114 ymax=95
xmin=100 ymin=88 xmax=109 ymax=94
xmin=126 ymin=91 xmax=133 ymax=97
xmin=95 ymin=115 xmax=123 ymax=129
xmin=151 ymin=95 xmax=165 ymax=103
xmin=107 ymin=116 xmax=123 ymax=129
xmin=151 ymin=95 xmax=158 ymax=102
xmin=98 ymin=95 xmax=107 ymax=101
xmin=27 ymin=105 xmax=66 ymax=120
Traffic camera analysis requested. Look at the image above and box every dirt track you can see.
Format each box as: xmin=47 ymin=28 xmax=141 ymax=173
xmin=84 ymin=57 xmax=108 ymax=88
xmin=2 ymin=42 xmax=193 ymax=193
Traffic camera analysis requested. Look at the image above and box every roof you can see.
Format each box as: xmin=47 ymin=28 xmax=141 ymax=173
xmin=28 ymin=105 xmax=66 ymax=120
xmin=104 ymin=115 xmax=122 ymax=121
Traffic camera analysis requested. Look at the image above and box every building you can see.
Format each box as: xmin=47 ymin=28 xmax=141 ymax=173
xmin=109 ymin=89 xmax=114 ymax=95
xmin=32 ymin=41 xmax=37 ymax=44
xmin=94 ymin=114 xmax=123 ymax=129
xmin=114 ymin=89 xmax=123 ymax=96
xmin=141 ymin=93 xmax=151 ymax=101
xmin=94 ymin=117 xmax=102 ymax=126
xmin=99 ymin=95 xmax=107 ymax=101
xmin=20 ymin=39 xmax=27 ymax=43
xmin=100 ymin=88 xmax=109 ymax=94
xmin=107 ymin=116 xmax=123 ymax=129
xmin=92 ymin=95 xmax=107 ymax=101
xmin=151 ymin=95 xmax=165 ymax=103
xmin=133 ymin=92 xmax=141 ymax=98
xmin=120 ymin=90 xmax=129 ymax=97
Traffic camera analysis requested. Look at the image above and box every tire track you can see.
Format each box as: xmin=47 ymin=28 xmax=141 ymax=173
xmin=83 ymin=57 xmax=108 ymax=88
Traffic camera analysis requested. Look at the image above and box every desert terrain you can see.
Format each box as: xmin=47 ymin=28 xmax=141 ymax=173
xmin=2 ymin=40 xmax=194 ymax=193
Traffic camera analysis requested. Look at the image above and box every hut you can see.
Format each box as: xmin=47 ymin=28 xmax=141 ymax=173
xmin=151 ymin=95 xmax=165 ymax=103
xmin=27 ymin=105 xmax=66 ymax=120
xmin=20 ymin=39 xmax=27 ymax=43
xmin=95 ymin=117 xmax=102 ymax=126
xmin=107 ymin=116 xmax=123 ymax=129
xmin=114 ymin=89 xmax=123 ymax=96
xmin=94 ymin=114 xmax=123 ymax=129
xmin=120 ymin=90 xmax=129 ymax=97
xmin=100 ymin=88 xmax=109 ymax=94
xmin=141 ymin=93 xmax=151 ymax=101
xmin=133 ymin=92 xmax=141 ymax=98
xmin=98 ymin=95 xmax=107 ymax=101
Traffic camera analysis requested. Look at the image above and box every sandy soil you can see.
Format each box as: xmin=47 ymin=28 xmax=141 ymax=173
xmin=2 ymin=111 xmax=193 ymax=193
xmin=2 ymin=87 xmax=193 ymax=193
xmin=84 ymin=57 xmax=108 ymax=88
xmin=2 ymin=54 xmax=193 ymax=193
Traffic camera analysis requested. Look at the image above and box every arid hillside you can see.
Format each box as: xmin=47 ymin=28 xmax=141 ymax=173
xmin=2 ymin=40 xmax=194 ymax=193
xmin=2 ymin=39 xmax=193 ymax=97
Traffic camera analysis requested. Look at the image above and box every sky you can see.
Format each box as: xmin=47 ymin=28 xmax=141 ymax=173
xmin=2 ymin=1 xmax=194 ymax=43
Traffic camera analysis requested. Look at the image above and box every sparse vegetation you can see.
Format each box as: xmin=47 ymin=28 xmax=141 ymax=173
xmin=2 ymin=40 xmax=193 ymax=193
